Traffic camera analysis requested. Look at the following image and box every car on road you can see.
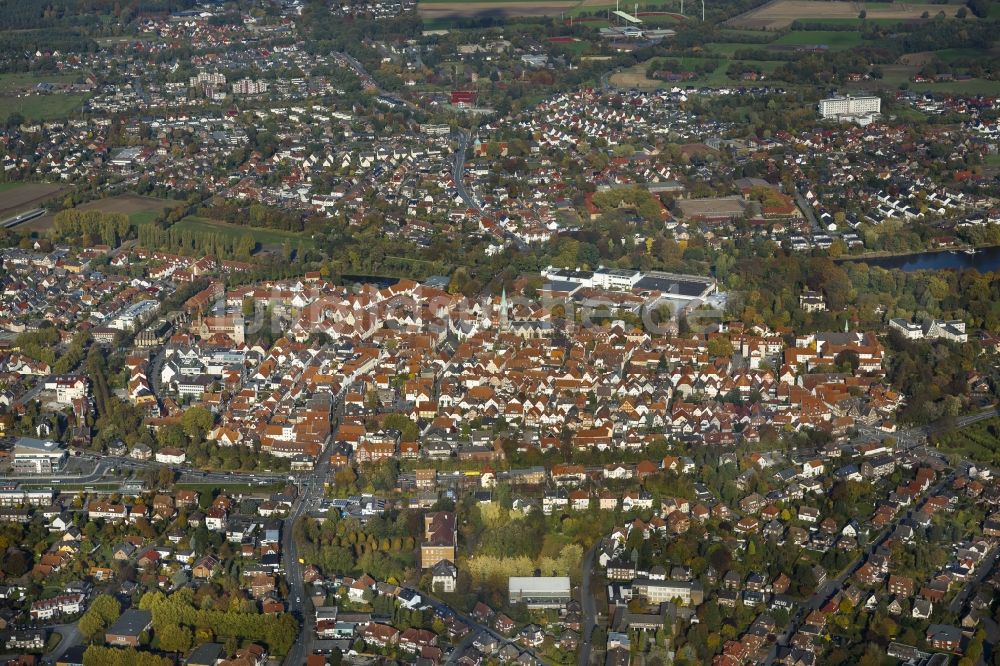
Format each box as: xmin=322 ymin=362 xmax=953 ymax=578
xmin=296 ymin=596 xmax=301 ymax=604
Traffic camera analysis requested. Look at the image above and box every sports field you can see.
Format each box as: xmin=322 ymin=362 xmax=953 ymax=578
xmin=0 ymin=94 xmax=89 ymax=122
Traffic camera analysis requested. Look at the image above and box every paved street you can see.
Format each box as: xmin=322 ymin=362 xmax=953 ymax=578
xmin=577 ymin=543 xmax=598 ymax=666
xmin=283 ymin=438 xmax=336 ymax=666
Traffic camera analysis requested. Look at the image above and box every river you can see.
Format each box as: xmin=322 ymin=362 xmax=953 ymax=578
xmin=842 ymin=246 xmax=1000 ymax=273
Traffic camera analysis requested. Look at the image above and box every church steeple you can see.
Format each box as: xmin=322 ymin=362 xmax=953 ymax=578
xmin=500 ymin=288 xmax=509 ymax=330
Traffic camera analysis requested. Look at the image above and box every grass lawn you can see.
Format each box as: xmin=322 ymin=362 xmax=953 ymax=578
xmin=44 ymin=632 xmax=63 ymax=654
xmin=129 ymin=210 xmax=161 ymax=225
xmin=172 ymin=215 xmax=315 ymax=248
xmin=0 ymin=93 xmax=88 ymax=121
xmin=772 ymin=30 xmax=864 ymax=48
xmin=983 ymin=154 xmax=1000 ymax=167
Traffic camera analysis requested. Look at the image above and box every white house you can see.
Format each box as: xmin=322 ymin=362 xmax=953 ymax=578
xmin=155 ymin=448 xmax=186 ymax=465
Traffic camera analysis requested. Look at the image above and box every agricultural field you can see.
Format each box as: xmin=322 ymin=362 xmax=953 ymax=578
xmin=172 ymin=215 xmax=315 ymax=249
xmin=771 ymin=29 xmax=864 ymax=49
xmin=0 ymin=183 xmax=70 ymax=222
xmin=725 ymin=0 xmax=963 ymax=30
xmin=22 ymin=194 xmax=183 ymax=232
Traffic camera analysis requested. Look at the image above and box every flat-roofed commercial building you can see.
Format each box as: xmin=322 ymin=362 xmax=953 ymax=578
xmin=508 ymin=576 xmax=572 ymax=609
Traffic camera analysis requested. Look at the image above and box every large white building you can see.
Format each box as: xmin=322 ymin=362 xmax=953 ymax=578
xmin=889 ymin=318 xmax=968 ymax=343
xmin=110 ymin=299 xmax=159 ymax=331
xmin=12 ymin=438 xmax=66 ymax=475
xmin=819 ymin=95 xmax=881 ymax=125
xmin=508 ymin=576 xmax=572 ymax=609
xmin=631 ymin=579 xmax=705 ymax=606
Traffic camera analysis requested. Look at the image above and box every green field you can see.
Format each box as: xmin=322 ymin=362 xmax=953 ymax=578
xmin=791 ymin=16 xmax=915 ymax=26
xmin=0 ymin=72 xmax=80 ymax=93
xmin=911 ymin=78 xmax=1000 ymax=95
xmin=173 ymin=215 xmax=315 ymax=248
xmin=772 ymin=30 xmax=864 ymax=48
xmin=933 ymin=47 xmax=994 ymax=63
xmin=932 ymin=416 xmax=1000 ymax=465
xmin=0 ymin=93 xmax=88 ymax=122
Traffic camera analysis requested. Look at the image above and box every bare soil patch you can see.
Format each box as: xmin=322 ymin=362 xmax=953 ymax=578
xmin=0 ymin=183 xmax=70 ymax=223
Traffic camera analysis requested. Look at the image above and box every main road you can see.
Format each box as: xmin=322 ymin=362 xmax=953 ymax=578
xmin=283 ymin=438 xmax=336 ymax=666
xmin=577 ymin=543 xmax=599 ymax=666
xmin=452 ymin=131 xmax=480 ymax=213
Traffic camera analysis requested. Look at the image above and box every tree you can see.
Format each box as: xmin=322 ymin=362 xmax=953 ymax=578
xmin=157 ymin=623 xmax=192 ymax=652
xmin=2 ymin=548 xmax=30 ymax=577
xmin=706 ymin=336 xmax=733 ymax=358
xmin=181 ymin=406 xmax=214 ymax=441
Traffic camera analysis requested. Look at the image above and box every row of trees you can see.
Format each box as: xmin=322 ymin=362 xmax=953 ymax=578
xmin=136 ymin=223 xmax=257 ymax=259
xmin=82 ymin=646 xmax=172 ymax=666
xmin=53 ymin=209 xmax=131 ymax=246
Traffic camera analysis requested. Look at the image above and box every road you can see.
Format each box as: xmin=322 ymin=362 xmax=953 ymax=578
xmin=283 ymin=438 xmax=336 ymax=666
xmin=452 ymin=131 xmax=480 ymax=213
xmin=336 ymin=51 xmax=418 ymax=112
xmin=421 ymin=592 xmax=546 ymax=665
xmin=949 ymin=544 xmax=1000 ymax=615
xmin=1 ymin=207 xmax=46 ymax=228
xmin=794 ymin=187 xmax=820 ymax=233
xmin=763 ymin=465 xmax=963 ymax=665
xmin=577 ymin=543 xmax=598 ymax=666
xmin=41 ymin=622 xmax=81 ymax=665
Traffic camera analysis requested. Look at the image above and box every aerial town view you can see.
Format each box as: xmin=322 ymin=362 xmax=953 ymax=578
xmin=4 ymin=0 xmax=1000 ymax=664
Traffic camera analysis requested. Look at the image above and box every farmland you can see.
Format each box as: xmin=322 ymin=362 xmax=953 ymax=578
xmin=771 ymin=30 xmax=864 ymax=49
xmin=22 ymin=194 xmax=183 ymax=232
xmin=0 ymin=183 xmax=70 ymax=222
xmin=725 ymin=0 xmax=963 ymax=30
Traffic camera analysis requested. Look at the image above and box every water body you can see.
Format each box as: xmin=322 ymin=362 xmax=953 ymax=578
xmin=842 ymin=246 xmax=1000 ymax=273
